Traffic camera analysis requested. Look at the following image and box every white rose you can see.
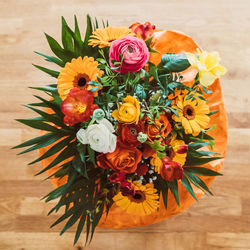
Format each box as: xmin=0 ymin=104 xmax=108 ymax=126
xmin=76 ymin=119 xmax=117 ymax=154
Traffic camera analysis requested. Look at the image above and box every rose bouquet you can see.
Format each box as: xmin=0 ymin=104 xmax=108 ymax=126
xmin=14 ymin=15 xmax=227 ymax=244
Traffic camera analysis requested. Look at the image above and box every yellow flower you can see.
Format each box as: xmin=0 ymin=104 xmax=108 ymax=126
xmin=170 ymin=138 xmax=187 ymax=166
xmin=172 ymin=92 xmax=210 ymax=136
xmin=113 ymin=181 xmax=159 ymax=216
xmin=112 ymin=96 xmax=140 ymax=124
xmin=88 ymin=26 xmax=134 ymax=48
xmin=186 ymin=49 xmax=227 ymax=87
xmin=57 ymin=56 xmax=103 ymax=100
xmin=150 ymin=153 xmax=163 ymax=174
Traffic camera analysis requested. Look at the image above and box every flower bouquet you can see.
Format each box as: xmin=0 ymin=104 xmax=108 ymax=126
xmin=14 ymin=15 xmax=227 ymax=244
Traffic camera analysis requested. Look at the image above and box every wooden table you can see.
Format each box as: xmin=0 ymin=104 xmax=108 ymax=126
xmin=0 ymin=0 xmax=249 ymax=249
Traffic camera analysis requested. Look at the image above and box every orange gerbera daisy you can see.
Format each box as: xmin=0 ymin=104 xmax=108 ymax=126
xmin=57 ymin=56 xmax=103 ymax=100
xmin=88 ymin=26 xmax=134 ymax=48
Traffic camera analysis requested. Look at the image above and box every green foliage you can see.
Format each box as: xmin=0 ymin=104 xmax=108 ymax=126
xmin=34 ymin=15 xmax=100 ymax=77
xmin=184 ymin=170 xmax=213 ymax=195
xmin=147 ymin=140 xmax=165 ymax=151
xmin=184 ymin=167 xmax=222 ymax=176
xmin=33 ymin=64 xmax=59 ymax=78
xmin=160 ymin=53 xmax=191 ymax=73
xmin=181 ymin=175 xmax=197 ymax=200
xmin=168 ymin=179 xmax=179 ymax=205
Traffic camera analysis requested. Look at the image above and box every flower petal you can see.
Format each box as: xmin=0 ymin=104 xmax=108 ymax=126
xmin=199 ymin=71 xmax=216 ymax=87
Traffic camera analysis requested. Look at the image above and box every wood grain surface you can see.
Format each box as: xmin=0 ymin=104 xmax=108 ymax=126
xmin=0 ymin=0 xmax=249 ymax=249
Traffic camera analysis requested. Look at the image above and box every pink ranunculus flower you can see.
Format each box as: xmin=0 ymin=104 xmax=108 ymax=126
xmin=109 ymin=35 xmax=149 ymax=74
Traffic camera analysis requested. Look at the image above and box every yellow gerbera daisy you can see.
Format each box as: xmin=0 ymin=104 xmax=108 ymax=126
xmin=172 ymin=93 xmax=210 ymax=136
xmin=113 ymin=181 xmax=159 ymax=216
xmin=88 ymin=26 xmax=134 ymax=48
xmin=57 ymin=56 xmax=103 ymax=100
xmin=170 ymin=138 xmax=187 ymax=166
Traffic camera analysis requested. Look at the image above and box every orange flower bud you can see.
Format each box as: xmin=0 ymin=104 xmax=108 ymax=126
xmin=129 ymin=22 xmax=155 ymax=40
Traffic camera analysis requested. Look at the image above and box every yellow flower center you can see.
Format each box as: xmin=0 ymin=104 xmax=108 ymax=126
xmin=78 ymin=105 xmax=87 ymax=113
xmin=183 ymin=105 xmax=195 ymax=120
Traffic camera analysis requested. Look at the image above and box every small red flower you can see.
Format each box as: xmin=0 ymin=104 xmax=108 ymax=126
xmin=160 ymin=157 xmax=183 ymax=182
xmin=61 ymin=88 xmax=98 ymax=126
xmin=136 ymin=163 xmax=149 ymax=176
xmin=176 ymin=144 xmax=188 ymax=154
xmin=118 ymin=120 xmax=144 ymax=147
xmin=120 ymin=180 xmax=134 ymax=196
xmin=130 ymin=22 xmax=156 ymax=40
xmin=109 ymin=172 xmax=126 ymax=183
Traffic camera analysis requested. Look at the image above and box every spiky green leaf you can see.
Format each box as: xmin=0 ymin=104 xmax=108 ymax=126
xmin=181 ymin=174 xmax=197 ymax=200
xmin=184 ymin=167 xmax=222 ymax=176
xmin=33 ymin=64 xmax=59 ymax=78
xmin=168 ymin=179 xmax=179 ymax=205
xmin=61 ymin=16 xmax=74 ymax=52
xmin=34 ymin=51 xmax=64 ymax=67
xmin=29 ymin=135 xmax=74 ymax=165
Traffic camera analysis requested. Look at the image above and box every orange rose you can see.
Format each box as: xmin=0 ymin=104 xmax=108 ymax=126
xmin=144 ymin=113 xmax=172 ymax=142
xmin=96 ymin=141 xmax=142 ymax=173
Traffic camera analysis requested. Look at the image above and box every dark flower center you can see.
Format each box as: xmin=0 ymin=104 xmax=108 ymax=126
xmin=73 ymin=73 xmax=90 ymax=89
xmin=78 ymin=77 xmax=87 ymax=87
xmin=183 ymin=105 xmax=195 ymax=120
xmin=128 ymin=190 xmax=146 ymax=203
xmin=127 ymin=45 xmax=134 ymax=53
xmin=134 ymin=193 xmax=142 ymax=199
xmin=186 ymin=108 xmax=192 ymax=116
xmin=129 ymin=127 xmax=138 ymax=136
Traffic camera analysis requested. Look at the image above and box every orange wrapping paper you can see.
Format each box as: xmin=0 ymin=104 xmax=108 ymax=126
xmin=39 ymin=30 xmax=228 ymax=228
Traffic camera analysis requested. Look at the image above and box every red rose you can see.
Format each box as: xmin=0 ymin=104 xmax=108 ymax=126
xmin=96 ymin=141 xmax=142 ymax=173
xmin=118 ymin=120 xmax=144 ymax=147
xmin=160 ymin=157 xmax=183 ymax=182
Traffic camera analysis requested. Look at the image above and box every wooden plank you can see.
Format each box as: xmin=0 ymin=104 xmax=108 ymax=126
xmin=206 ymin=233 xmax=250 ymax=249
